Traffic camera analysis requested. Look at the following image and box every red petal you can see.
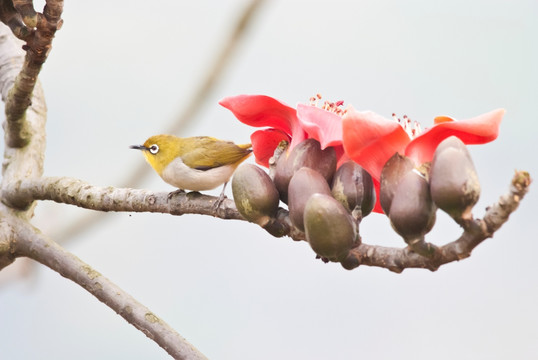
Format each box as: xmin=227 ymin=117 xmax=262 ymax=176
xmin=342 ymin=107 xmax=411 ymax=180
xmin=372 ymin=178 xmax=383 ymax=214
xmin=405 ymin=108 xmax=505 ymax=164
xmin=219 ymin=95 xmax=298 ymax=136
xmin=250 ymin=129 xmax=291 ymax=167
xmin=296 ymin=104 xmax=343 ymax=149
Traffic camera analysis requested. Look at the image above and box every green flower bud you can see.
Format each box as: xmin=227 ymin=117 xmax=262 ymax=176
xmin=389 ymin=169 xmax=436 ymax=241
xmin=274 ymin=139 xmax=336 ymax=203
xmin=288 ymin=167 xmax=332 ymax=232
xmin=304 ymin=193 xmax=357 ymax=262
xmin=430 ymin=136 xmax=480 ymax=221
xmin=331 ymin=161 xmax=375 ymax=217
xmin=379 ymin=153 xmax=415 ymax=215
xmin=232 ymin=164 xmax=280 ymax=226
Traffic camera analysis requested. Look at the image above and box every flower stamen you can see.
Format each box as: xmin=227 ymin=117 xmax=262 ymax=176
xmin=309 ymin=94 xmax=347 ymax=116
xmin=309 ymin=93 xmax=322 ymax=107
xmin=392 ymin=113 xmax=422 ymax=139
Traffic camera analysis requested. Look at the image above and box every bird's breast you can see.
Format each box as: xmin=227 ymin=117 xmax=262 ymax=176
xmin=160 ymin=157 xmax=236 ymax=191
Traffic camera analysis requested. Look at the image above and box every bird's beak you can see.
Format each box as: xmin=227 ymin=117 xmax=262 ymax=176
xmin=130 ymin=144 xmax=147 ymax=151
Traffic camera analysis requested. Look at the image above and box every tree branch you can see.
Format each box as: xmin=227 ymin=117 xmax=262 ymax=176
xmin=0 ymin=210 xmax=207 ymax=360
xmin=0 ymin=23 xmax=47 ymax=216
xmin=2 ymin=171 xmax=532 ymax=273
xmin=2 ymin=176 xmax=245 ymax=220
xmin=3 ymin=0 xmax=63 ymax=147
xmin=0 ymin=0 xmax=28 ymax=40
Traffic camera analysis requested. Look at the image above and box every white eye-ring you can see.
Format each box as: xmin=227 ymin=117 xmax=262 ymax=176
xmin=149 ymin=144 xmax=159 ymax=154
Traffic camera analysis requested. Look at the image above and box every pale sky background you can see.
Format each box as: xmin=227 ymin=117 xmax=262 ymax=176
xmin=1 ymin=0 xmax=537 ymax=359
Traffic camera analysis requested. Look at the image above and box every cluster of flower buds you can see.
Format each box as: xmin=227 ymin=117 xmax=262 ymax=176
xmin=379 ymin=135 xmax=481 ymax=255
xmin=232 ymin=138 xmax=375 ymax=262
xmin=233 ymin=134 xmax=483 ymax=262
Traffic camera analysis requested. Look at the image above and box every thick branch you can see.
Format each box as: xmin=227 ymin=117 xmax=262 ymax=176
xmin=0 ymin=23 xmax=47 ymax=217
xmin=2 ymin=176 xmax=244 ymax=220
xmin=2 ymin=212 xmax=207 ymax=360
xmin=3 ymin=0 xmax=62 ymax=147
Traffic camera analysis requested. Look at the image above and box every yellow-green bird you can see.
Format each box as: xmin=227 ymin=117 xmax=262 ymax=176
xmin=130 ymin=135 xmax=252 ymax=202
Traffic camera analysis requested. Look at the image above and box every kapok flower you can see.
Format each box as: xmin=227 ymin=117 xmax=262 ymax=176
xmin=219 ymin=94 xmax=347 ymax=167
xmin=342 ymin=107 xmax=505 ymax=181
xmin=342 ymin=107 xmax=504 ymax=213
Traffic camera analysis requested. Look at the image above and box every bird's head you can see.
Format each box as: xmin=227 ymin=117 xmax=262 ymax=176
xmin=130 ymin=135 xmax=181 ymax=175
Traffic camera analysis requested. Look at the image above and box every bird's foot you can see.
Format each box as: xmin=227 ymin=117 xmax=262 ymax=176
xmin=213 ymin=192 xmax=227 ymax=210
xmin=213 ymin=182 xmax=229 ymax=210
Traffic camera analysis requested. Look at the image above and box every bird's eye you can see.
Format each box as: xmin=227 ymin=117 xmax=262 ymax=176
xmin=149 ymin=144 xmax=159 ymax=154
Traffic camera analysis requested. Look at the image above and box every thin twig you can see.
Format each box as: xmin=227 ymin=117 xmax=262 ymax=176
xmin=4 ymin=0 xmax=63 ymax=147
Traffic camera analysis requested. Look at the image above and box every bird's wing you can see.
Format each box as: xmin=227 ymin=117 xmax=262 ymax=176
xmin=181 ymin=137 xmax=252 ymax=170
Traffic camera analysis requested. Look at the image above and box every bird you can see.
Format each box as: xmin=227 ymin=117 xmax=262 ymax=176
xmin=130 ymin=134 xmax=252 ymax=206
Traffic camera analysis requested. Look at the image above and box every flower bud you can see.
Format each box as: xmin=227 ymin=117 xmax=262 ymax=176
xmin=331 ymin=161 xmax=375 ymax=217
xmin=232 ymin=164 xmax=280 ymax=226
xmin=304 ymin=193 xmax=357 ymax=262
xmin=389 ymin=169 xmax=436 ymax=241
xmin=274 ymin=139 xmax=336 ymax=203
xmin=430 ymin=136 xmax=480 ymax=221
xmin=288 ymin=167 xmax=331 ymax=232
xmin=379 ymin=153 xmax=415 ymax=215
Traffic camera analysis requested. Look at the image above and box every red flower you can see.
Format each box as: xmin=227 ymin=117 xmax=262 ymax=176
xmin=220 ymin=95 xmax=347 ymax=167
xmin=342 ymin=107 xmax=504 ymax=180
xmin=342 ymin=107 xmax=505 ymax=212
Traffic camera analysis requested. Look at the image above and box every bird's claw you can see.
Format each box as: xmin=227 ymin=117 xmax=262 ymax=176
xmin=213 ymin=193 xmax=227 ymax=210
xmin=213 ymin=182 xmax=229 ymax=210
